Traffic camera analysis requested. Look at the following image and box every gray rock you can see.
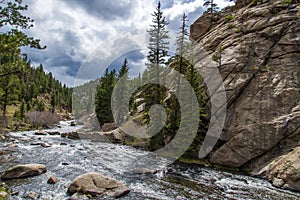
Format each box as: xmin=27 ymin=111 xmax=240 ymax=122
xmin=1 ymin=164 xmax=47 ymax=180
xmin=67 ymin=172 xmax=130 ymax=198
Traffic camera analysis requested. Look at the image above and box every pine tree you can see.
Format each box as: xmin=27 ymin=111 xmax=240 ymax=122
xmin=95 ymin=69 xmax=117 ymax=126
xmin=114 ymin=58 xmax=129 ymax=125
xmin=203 ymin=0 xmax=218 ymax=22
xmin=172 ymin=13 xmax=190 ymax=130
xmin=146 ymin=1 xmax=170 ymax=102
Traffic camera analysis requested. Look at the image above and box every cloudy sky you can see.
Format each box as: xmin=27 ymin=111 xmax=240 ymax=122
xmin=20 ymin=0 xmax=235 ymax=87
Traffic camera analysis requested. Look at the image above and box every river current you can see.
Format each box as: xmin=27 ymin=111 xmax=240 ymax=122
xmin=0 ymin=121 xmax=299 ymax=199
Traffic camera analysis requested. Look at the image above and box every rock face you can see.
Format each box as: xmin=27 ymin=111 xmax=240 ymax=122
xmin=67 ymin=172 xmax=130 ymax=198
xmin=254 ymin=147 xmax=300 ymax=191
xmin=1 ymin=164 xmax=47 ymax=180
xmin=190 ymin=0 xmax=300 ymax=191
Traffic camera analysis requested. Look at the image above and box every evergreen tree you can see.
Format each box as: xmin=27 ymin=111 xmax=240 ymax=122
xmin=174 ymin=13 xmax=189 ymax=125
xmin=146 ymin=1 xmax=170 ymax=102
xmin=0 ymin=0 xmax=45 ymax=116
xmin=203 ymin=0 xmax=218 ymax=22
xmin=95 ymin=69 xmax=117 ymax=126
xmin=114 ymin=58 xmax=129 ymax=125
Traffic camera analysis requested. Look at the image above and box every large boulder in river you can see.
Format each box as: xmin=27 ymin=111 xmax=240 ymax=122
xmin=253 ymin=147 xmax=300 ymax=192
xmin=67 ymin=172 xmax=130 ymax=198
xmin=1 ymin=164 xmax=47 ymax=180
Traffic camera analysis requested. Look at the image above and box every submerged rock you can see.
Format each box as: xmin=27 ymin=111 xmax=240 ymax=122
xmin=67 ymin=172 xmax=130 ymax=198
xmin=1 ymin=164 xmax=47 ymax=180
xmin=70 ymin=121 xmax=76 ymax=126
xmin=131 ymin=168 xmax=158 ymax=175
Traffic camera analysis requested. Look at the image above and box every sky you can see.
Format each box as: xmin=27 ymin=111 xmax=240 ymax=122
xmin=20 ymin=0 xmax=235 ymax=87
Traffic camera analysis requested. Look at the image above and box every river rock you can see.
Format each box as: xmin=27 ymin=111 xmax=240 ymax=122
xmin=23 ymin=191 xmax=39 ymax=199
xmin=102 ymin=123 xmax=117 ymax=132
xmin=254 ymin=147 xmax=300 ymax=192
xmin=40 ymin=143 xmax=52 ymax=148
xmin=70 ymin=121 xmax=76 ymax=126
xmin=47 ymin=176 xmax=59 ymax=184
xmin=1 ymin=164 xmax=47 ymax=180
xmin=34 ymin=131 xmax=47 ymax=136
xmin=47 ymin=131 xmax=60 ymax=135
xmin=67 ymin=172 xmax=130 ymax=198
xmin=61 ymin=132 xmax=68 ymax=137
xmin=67 ymin=132 xmax=80 ymax=140
xmin=102 ymin=128 xmax=126 ymax=143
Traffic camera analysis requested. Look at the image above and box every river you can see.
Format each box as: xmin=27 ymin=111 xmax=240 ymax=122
xmin=0 ymin=121 xmax=299 ymax=199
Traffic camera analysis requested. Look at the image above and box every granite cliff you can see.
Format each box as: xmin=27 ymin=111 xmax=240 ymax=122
xmin=190 ymin=0 xmax=299 ymax=191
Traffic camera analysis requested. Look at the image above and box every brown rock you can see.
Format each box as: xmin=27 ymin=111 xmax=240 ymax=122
xmin=1 ymin=164 xmax=47 ymax=180
xmin=67 ymin=172 xmax=130 ymax=198
xmin=47 ymin=131 xmax=60 ymax=135
xmin=67 ymin=132 xmax=80 ymax=140
xmin=254 ymin=147 xmax=300 ymax=192
xmin=47 ymin=176 xmax=59 ymax=184
xmin=102 ymin=123 xmax=117 ymax=132
xmin=34 ymin=131 xmax=47 ymax=136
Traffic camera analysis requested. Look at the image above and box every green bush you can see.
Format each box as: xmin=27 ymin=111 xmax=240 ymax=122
xmin=280 ymin=0 xmax=292 ymax=5
xmin=225 ymin=14 xmax=235 ymax=23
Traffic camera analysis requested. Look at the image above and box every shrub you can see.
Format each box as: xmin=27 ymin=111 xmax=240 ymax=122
xmin=25 ymin=111 xmax=60 ymax=128
xmin=227 ymin=23 xmax=235 ymax=29
xmin=280 ymin=0 xmax=292 ymax=5
xmin=225 ymin=14 xmax=235 ymax=23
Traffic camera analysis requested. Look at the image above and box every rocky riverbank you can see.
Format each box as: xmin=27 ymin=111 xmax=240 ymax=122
xmin=188 ymin=0 xmax=300 ymax=192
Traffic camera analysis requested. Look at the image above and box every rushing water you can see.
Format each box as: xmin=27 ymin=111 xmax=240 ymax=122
xmin=0 ymin=121 xmax=299 ymax=200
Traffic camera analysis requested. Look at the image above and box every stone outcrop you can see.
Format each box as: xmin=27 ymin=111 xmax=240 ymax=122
xmin=67 ymin=172 xmax=130 ymax=198
xmin=253 ymin=147 xmax=300 ymax=191
xmin=1 ymin=164 xmax=47 ymax=180
xmin=190 ymin=0 xmax=300 ymax=191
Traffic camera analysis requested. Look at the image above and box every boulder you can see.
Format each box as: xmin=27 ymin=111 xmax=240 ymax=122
xmin=1 ymin=164 xmax=47 ymax=180
xmin=70 ymin=121 xmax=76 ymax=126
xmin=102 ymin=123 xmax=117 ymax=132
xmin=67 ymin=132 xmax=80 ymax=140
xmin=47 ymin=176 xmax=59 ymax=184
xmin=34 ymin=131 xmax=47 ymax=136
xmin=67 ymin=172 xmax=130 ymax=198
xmin=61 ymin=132 xmax=68 ymax=137
xmin=102 ymin=128 xmax=126 ymax=143
xmin=40 ymin=143 xmax=52 ymax=148
xmin=47 ymin=131 xmax=60 ymax=136
xmin=253 ymin=147 xmax=300 ymax=192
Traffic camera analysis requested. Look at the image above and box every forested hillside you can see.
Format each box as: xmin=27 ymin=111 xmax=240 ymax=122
xmin=0 ymin=0 xmax=72 ymax=130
